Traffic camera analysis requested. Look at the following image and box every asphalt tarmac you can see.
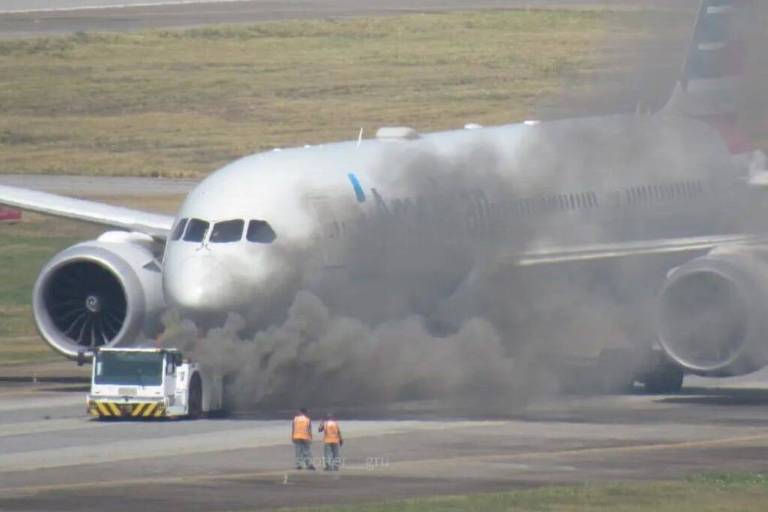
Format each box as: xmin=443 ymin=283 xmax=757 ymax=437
xmin=2 ymin=372 xmax=768 ymax=511
xmin=0 ymin=0 xmax=697 ymax=38
xmin=0 ymin=174 xmax=196 ymax=196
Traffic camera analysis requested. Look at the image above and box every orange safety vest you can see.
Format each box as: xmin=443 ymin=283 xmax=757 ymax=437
xmin=292 ymin=414 xmax=312 ymax=441
xmin=323 ymin=420 xmax=340 ymax=444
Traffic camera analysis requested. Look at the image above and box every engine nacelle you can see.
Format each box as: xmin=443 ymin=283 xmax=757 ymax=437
xmin=33 ymin=232 xmax=165 ymax=359
xmin=657 ymin=247 xmax=768 ymax=377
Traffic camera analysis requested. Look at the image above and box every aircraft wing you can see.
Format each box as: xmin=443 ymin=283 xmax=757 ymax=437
xmin=515 ymin=234 xmax=767 ymax=266
xmin=0 ymin=185 xmax=174 ymax=239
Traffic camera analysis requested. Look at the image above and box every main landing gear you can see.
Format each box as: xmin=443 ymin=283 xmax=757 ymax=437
xmin=597 ymin=348 xmax=684 ymax=394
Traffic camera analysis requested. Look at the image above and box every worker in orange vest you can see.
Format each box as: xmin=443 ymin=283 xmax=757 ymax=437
xmin=291 ymin=408 xmax=316 ymax=470
xmin=319 ymin=412 xmax=343 ymax=471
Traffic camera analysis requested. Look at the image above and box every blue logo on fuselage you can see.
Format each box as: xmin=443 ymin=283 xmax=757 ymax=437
xmin=347 ymin=173 xmax=366 ymax=203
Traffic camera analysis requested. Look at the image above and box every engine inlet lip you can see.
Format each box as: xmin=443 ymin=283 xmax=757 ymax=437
xmin=657 ymin=267 xmax=750 ymax=374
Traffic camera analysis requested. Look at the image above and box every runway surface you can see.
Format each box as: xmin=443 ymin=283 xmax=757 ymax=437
xmin=0 ymin=174 xmax=196 ymax=196
xmin=0 ymin=0 xmax=695 ymax=38
xmin=2 ymin=373 xmax=768 ymax=511
xmin=0 ymin=0 xmax=259 ymax=13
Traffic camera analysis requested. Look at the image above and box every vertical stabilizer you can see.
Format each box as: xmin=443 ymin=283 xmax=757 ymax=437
xmin=663 ymin=0 xmax=757 ymax=156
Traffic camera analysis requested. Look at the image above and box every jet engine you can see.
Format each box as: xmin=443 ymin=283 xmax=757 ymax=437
xmin=33 ymin=232 xmax=165 ymax=359
xmin=657 ymin=247 xmax=768 ymax=377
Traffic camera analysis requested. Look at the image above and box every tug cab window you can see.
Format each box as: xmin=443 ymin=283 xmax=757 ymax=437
xmin=210 ymin=219 xmax=244 ymax=243
xmin=170 ymin=218 xmax=188 ymax=241
xmin=94 ymin=351 xmax=163 ymax=386
xmin=183 ymin=218 xmax=209 ymax=242
xmin=246 ymin=220 xmax=276 ymax=243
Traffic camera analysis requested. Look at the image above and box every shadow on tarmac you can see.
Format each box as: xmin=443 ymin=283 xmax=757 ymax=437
xmin=657 ymin=387 xmax=768 ymax=406
xmin=0 ymin=375 xmax=88 ymax=384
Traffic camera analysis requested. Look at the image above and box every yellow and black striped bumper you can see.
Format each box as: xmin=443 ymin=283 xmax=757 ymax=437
xmin=88 ymin=401 xmax=166 ymax=418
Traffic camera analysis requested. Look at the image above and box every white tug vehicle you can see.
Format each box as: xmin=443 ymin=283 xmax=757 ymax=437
xmin=84 ymin=347 xmax=223 ymax=419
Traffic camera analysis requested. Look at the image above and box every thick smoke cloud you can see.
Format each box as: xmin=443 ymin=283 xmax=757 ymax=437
xmin=161 ymin=294 xmax=530 ymax=409
xmin=158 ymin=124 xmax=715 ymax=409
xmin=160 ymin=141 xmax=546 ymax=408
xmin=158 ymin=3 xmax=768 ymax=409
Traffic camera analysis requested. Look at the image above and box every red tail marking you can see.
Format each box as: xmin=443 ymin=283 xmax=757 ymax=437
xmin=700 ymin=113 xmax=754 ymax=154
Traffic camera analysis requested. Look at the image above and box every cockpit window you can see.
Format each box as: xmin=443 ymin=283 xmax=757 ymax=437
xmin=183 ymin=218 xmax=209 ymax=242
xmin=170 ymin=218 xmax=188 ymax=241
xmin=246 ymin=220 xmax=276 ymax=244
xmin=210 ymin=219 xmax=244 ymax=243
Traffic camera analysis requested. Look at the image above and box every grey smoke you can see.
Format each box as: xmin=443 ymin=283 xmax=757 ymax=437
xmin=161 ymin=141 xmax=540 ymax=408
xmin=158 ymin=3 xmax=768 ymax=409
xmin=159 ymin=125 xmax=713 ymax=409
xmin=162 ymin=293 xmax=528 ymax=409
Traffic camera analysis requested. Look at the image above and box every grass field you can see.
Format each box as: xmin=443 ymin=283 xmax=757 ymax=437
xmin=285 ymin=474 xmax=768 ymax=512
xmin=0 ymin=9 xmax=684 ymax=178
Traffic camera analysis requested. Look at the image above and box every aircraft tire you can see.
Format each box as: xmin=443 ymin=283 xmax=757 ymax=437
xmin=642 ymin=359 xmax=684 ymax=394
xmin=188 ymin=373 xmax=203 ymax=420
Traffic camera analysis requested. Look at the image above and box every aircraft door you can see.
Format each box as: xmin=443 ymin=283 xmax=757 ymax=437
xmin=309 ymin=196 xmax=346 ymax=269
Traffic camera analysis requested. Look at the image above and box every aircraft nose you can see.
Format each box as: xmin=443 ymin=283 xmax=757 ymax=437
xmin=164 ymin=254 xmax=246 ymax=313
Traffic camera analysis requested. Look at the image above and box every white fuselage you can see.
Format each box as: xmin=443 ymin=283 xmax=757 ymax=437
xmin=161 ymin=114 xmax=746 ymax=319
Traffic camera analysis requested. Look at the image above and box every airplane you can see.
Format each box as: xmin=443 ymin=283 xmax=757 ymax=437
xmin=0 ymin=0 xmax=764 ymax=394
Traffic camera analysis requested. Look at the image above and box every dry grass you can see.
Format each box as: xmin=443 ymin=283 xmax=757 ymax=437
xmin=0 ymin=9 xmax=680 ymax=178
xmin=288 ymin=474 xmax=768 ymax=512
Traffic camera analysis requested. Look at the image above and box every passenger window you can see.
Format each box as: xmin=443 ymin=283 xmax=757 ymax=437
xmin=183 ymin=218 xmax=209 ymax=242
xmin=171 ymin=218 xmax=188 ymax=241
xmin=210 ymin=219 xmax=244 ymax=243
xmin=246 ymin=220 xmax=276 ymax=244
